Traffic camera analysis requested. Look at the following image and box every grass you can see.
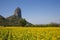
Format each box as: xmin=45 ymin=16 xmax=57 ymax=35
xmin=0 ymin=27 xmax=60 ymax=40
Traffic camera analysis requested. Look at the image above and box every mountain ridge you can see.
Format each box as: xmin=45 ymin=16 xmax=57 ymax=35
xmin=0 ymin=7 xmax=32 ymax=26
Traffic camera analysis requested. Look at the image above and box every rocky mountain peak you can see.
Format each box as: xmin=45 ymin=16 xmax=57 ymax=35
xmin=14 ymin=7 xmax=22 ymax=18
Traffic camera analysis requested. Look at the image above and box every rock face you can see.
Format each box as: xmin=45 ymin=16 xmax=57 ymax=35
xmin=14 ymin=7 xmax=22 ymax=18
xmin=7 ymin=7 xmax=22 ymax=20
xmin=6 ymin=7 xmax=22 ymax=25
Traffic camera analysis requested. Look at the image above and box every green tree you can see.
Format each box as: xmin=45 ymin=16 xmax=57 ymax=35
xmin=19 ymin=19 xmax=27 ymax=26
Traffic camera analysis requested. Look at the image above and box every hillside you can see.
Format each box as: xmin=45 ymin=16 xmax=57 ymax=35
xmin=0 ymin=7 xmax=31 ymax=26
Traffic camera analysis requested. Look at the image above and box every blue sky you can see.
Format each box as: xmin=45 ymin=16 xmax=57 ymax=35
xmin=0 ymin=0 xmax=60 ymax=24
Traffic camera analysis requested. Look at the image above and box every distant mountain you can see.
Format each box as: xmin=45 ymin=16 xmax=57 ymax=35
xmin=14 ymin=7 xmax=22 ymax=18
xmin=7 ymin=15 xmax=22 ymax=26
xmin=0 ymin=15 xmax=7 ymax=25
xmin=7 ymin=7 xmax=22 ymax=21
xmin=0 ymin=7 xmax=32 ymax=26
xmin=0 ymin=15 xmax=5 ymax=19
xmin=6 ymin=7 xmax=22 ymax=26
